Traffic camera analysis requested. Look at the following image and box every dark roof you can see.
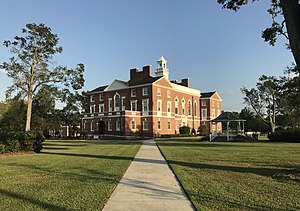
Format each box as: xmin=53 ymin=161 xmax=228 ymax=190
xmin=89 ymin=85 xmax=109 ymax=93
xmin=128 ymin=76 xmax=162 ymax=86
xmin=211 ymin=112 xmax=246 ymax=122
xmin=200 ymin=91 xmax=216 ymax=98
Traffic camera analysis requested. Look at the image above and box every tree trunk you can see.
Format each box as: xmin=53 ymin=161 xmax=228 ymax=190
xmin=280 ymin=0 xmax=300 ymax=70
xmin=25 ymin=93 xmax=33 ymax=131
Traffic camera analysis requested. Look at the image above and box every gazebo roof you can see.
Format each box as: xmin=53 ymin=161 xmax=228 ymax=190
xmin=211 ymin=112 xmax=246 ymax=122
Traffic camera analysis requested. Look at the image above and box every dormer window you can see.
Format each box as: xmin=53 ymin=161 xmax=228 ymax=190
xmin=99 ymin=94 xmax=104 ymax=101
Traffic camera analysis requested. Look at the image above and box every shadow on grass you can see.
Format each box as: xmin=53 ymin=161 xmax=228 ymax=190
xmin=40 ymin=151 xmax=167 ymax=165
xmin=0 ymin=188 xmax=66 ymax=210
xmin=46 ymin=140 xmax=142 ymax=145
xmin=167 ymin=159 xmax=288 ymax=178
xmin=42 ymin=147 xmax=70 ymax=150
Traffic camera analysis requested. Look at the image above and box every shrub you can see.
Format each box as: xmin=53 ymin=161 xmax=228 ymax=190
xmin=160 ymin=134 xmax=197 ymax=138
xmin=0 ymin=144 xmax=5 ymax=154
xmin=198 ymin=124 xmax=209 ymax=136
xmin=268 ymin=129 xmax=300 ymax=142
xmin=5 ymin=140 xmax=20 ymax=152
xmin=0 ymin=131 xmax=45 ymax=153
xmin=179 ymin=126 xmax=191 ymax=134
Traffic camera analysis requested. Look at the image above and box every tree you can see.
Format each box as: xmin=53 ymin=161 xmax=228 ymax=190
xmin=1 ymin=23 xmax=84 ymax=131
xmin=217 ymin=0 xmax=300 ymax=72
xmin=239 ymin=107 xmax=270 ymax=132
xmin=241 ymin=75 xmax=280 ymax=132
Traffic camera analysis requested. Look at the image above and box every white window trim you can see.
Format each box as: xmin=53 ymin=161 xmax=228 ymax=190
xmin=130 ymin=100 xmax=137 ymax=111
xmin=131 ymin=119 xmax=136 ymax=130
xmin=108 ymin=98 xmax=113 ymax=112
xmin=167 ymin=90 xmax=171 ymax=98
xmin=90 ymin=105 xmax=95 ymax=113
xmin=90 ymin=95 xmax=95 ymax=102
xmin=131 ymin=89 xmax=136 ymax=97
xmin=202 ymin=108 xmax=207 ymax=120
xmin=201 ymin=100 xmax=206 ymax=106
xmin=99 ymin=104 xmax=104 ymax=113
xmin=158 ymin=119 xmax=161 ymax=130
xmin=157 ymin=88 xmax=161 ymax=96
xmin=99 ymin=93 xmax=104 ymax=101
xmin=174 ymin=97 xmax=179 ymax=115
xmin=114 ymin=93 xmax=120 ymax=111
xmin=167 ymin=101 xmax=172 ymax=116
xmin=142 ymin=87 xmax=148 ymax=96
xmin=168 ymin=119 xmax=171 ymax=130
xmin=121 ymin=96 xmax=126 ymax=111
xmin=142 ymin=99 xmax=149 ymax=115
xmin=157 ymin=99 xmax=162 ymax=115
xmin=143 ymin=119 xmax=149 ymax=130
xmin=91 ymin=121 xmax=94 ymax=131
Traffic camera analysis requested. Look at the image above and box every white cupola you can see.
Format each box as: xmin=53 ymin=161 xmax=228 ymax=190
xmin=155 ymin=56 xmax=169 ymax=79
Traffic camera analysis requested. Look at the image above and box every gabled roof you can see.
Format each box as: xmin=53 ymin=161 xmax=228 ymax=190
xmin=89 ymin=85 xmax=109 ymax=93
xmin=128 ymin=76 xmax=162 ymax=86
xmin=211 ymin=112 xmax=245 ymax=122
xmin=201 ymin=91 xmax=222 ymax=101
xmin=200 ymin=91 xmax=216 ymax=98
xmin=105 ymin=79 xmax=128 ymax=91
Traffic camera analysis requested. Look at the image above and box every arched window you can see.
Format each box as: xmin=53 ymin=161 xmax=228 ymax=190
xmin=194 ymin=101 xmax=197 ymax=116
xmin=114 ymin=93 xmax=120 ymax=111
xmin=174 ymin=97 xmax=179 ymax=114
xmin=188 ymin=100 xmax=191 ymax=116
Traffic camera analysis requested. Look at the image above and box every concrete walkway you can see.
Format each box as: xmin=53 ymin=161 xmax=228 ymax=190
xmin=102 ymin=139 xmax=194 ymax=211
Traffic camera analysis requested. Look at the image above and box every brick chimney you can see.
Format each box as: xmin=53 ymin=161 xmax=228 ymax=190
xmin=129 ymin=65 xmax=152 ymax=82
xmin=181 ymin=78 xmax=190 ymax=87
xmin=130 ymin=68 xmax=139 ymax=81
xmin=142 ymin=65 xmax=152 ymax=77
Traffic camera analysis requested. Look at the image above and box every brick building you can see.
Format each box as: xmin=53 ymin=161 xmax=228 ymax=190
xmin=81 ymin=56 xmax=207 ymax=138
xmin=200 ymin=91 xmax=222 ymax=134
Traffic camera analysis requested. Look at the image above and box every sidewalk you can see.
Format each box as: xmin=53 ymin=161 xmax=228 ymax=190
xmin=102 ymin=139 xmax=194 ymax=211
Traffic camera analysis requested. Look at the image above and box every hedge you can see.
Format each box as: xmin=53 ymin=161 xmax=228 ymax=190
xmin=0 ymin=131 xmax=45 ymax=154
xmin=268 ymin=129 xmax=300 ymax=143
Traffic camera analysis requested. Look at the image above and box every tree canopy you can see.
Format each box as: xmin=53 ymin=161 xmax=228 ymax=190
xmin=218 ymin=0 xmax=300 ymax=71
xmin=1 ymin=23 xmax=84 ymax=131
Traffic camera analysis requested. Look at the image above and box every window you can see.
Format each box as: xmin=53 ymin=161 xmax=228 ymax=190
xmin=167 ymin=90 xmax=171 ymax=98
xmin=131 ymin=119 xmax=136 ymax=130
xmin=131 ymin=100 xmax=137 ymax=111
xmin=157 ymin=88 xmax=161 ymax=96
xmin=202 ymin=109 xmax=207 ymax=119
xmin=143 ymin=120 xmax=148 ymax=130
xmin=157 ymin=100 xmax=162 ymax=114
xmin=122 ymin=97 xmax=126 ymax=111
xmin=182 ymin=99 xmax=185 ymax=115
xmin=212 ymin=100 xmax=215 ymax=106
xmin=109 ymin=98 xmax=113 ymax=112
xmin=188 ymin=100 xmax=191 ymax=116
xmin=212 ymin=108 xmax=215 ymax=118
xmin=158 ymin=120 xmax=161 ymax=130
xmin=167 ymin=101 xmax=171 ymax=115
xmin=99 ymin=94 xmax=103 ymax=101
xmin=114 ymin=94 xmax=120 ymax=111
xmin=90 ymin=95 xmax=95 ymax=102
xmin=201 ymin=100 xmax=206 ymax=106
xmin=142 ymin=87 xmax=148 ymax=96
xmin=217 ymin=110 xmax=221 ymax=117
xmin=90 ymin=105 xmax=95 ymax=113
xmin=99 ymin=104 xmax=104 ymax=113
xmin=131 ymin=89 xmax=136 ymax=97
xmin=91 ymin=121 xmax=94 ymax=131
xmin=116 ymin=119 xmax=120 ymax=131
xmin=168 ymin=120 xmax=171 ymax=130
xmin=83 ymin=121 xmax=86 ymax=130
xmin=176 ymin=122 xmax=179 ymax=130
xmin=108 ymin=120 xmax=112 ymax=131
xmin=194 ymin=101 xmax=197 ymax=116
xmin=142 ymin=99 xmax=149 ymax=115
xmin=175 ymin=98 xmax=179 ymax=114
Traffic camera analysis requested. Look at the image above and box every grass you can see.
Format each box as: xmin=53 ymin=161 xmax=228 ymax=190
xmin=158 ymin=139 xmax=300 ymax=211
xmin=0 ymin=140 xmax=141 ymax=210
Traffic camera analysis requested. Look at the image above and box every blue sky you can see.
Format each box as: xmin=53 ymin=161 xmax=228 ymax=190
xmin=0 ymin=0 xmax=293 ymax=111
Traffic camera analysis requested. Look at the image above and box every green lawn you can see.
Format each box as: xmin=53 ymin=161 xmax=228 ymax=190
xmin=158 ymin=140 xmax=300 ymax=211
xmin=0 ymin=140 xmax=141 ymax=210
